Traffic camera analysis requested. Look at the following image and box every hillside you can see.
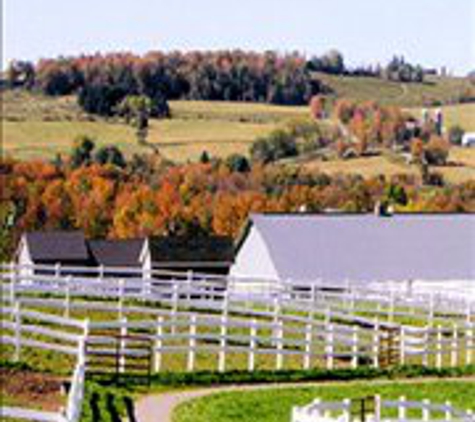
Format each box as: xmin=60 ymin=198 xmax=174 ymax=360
xmin=315 ymin=73 xmax=473 ymax=107
xmin=4 ymin=91 xmax=306 ymax=161
xmin=3 ymin=88 xmax=475 ymax=184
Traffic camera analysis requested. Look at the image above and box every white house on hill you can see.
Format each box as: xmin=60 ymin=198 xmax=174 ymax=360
xmin=230 ymin=213 xmax=475 ymax=294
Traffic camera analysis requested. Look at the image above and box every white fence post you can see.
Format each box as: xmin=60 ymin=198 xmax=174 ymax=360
xmin=9 ymin=262 xmax=16 ymax=303
xmin=64 ymin=275 xmax=71 ymax=318
xmin=343 ymin=398 xmax=351 ymax=422
xmin=187 ymin=314 xmax=197 ymax=372
xmin=372 ymin=318 xmax=380 ymax=369
xmin=171 ymin=281 xmax=179 ymax=335
xmin=450 ymin=323 xmax=458 ymax=368
xmin=436 ymin=324 xmax=443 ymax=369
xmin=445 ymin=401 xmax=452 ymax=421
xmin=466 ymin=323 xmax=473 ymax=366
xmin=248 ymin=319 xmax=257 ymax=372
xmin=119 ymin=316 xmax=127 ymax=373
xmin=154 ymin=316 xmax=163 ymax=373
xmin=218 ymin=313 xmax=228 ymax=373
xmin=422 ymin=325 xmax=429 ymax=367
xmin=399 ymin=326 xmax=406 ymax=366
xmin=118 ymin=279 xmax=125 ymax=319
xmin=398 ymin=396 xmax=407 ymax=420
xmin=326 ymin=323 xmax=334 ymax=370
xmin=422 ymin=399 xmax=430 ymax=421
xmin=276 ymin=319 xmax=284 ymax=371
xmin=303 ymin=321 xmax=312 ymax=370
xmin=13 ymin=301 xmax=21 ymax=362
xmin=351 ymin=325 xmax=359 ymax=369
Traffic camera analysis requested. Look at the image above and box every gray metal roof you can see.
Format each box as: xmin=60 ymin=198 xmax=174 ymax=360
xmin=24 ymin=231 xmax=90 ymax=262
xmin=250 ymin=213 xmax=475 ymax=282
xmin=88 ymin=238 xmax=146 ymax=268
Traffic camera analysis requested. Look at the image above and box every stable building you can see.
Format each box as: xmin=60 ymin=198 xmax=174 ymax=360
xmin=230 ymin=213 xmax=475 ymax=288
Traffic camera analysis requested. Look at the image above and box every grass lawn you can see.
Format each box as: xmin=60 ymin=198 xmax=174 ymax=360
xmin=173 ymin=379 xmax=475 ymax=422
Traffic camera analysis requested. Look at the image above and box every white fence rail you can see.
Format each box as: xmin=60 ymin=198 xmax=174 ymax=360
xmin=1 ymin=262 xmax=475 ymax=420
xmin=292 ymin=395 xmax=475 ymax=422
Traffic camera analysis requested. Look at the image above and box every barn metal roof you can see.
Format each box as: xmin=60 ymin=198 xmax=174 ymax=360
xmin=24 ymin=231 xmax=90 ymax=262
xmin=250 ymin=213 xmax=475 ymax=282
xmin=88 ymin=238 xmax=146 ymax=268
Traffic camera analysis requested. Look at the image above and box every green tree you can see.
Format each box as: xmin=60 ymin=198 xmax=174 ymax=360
xmin=226 ymin=154 xmax=251 ymax=173
xmin=95 ymin=145 xmax=127 ymax=168
xmin=70 ymin=136 xmax=96 ymax=168
xmin=448 ymin=125 xmax=465 ymax=146
xmin=118 ymin=95 xmax=152 ymax=146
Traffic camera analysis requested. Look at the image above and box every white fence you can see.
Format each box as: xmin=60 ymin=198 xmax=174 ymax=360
xmin=292 ymin=396 xmax=475 ymax=422
xmin=1 ymin=263 xmax=475 ymax=420
xmin=0 ymin=305 xmax=88 ymax=422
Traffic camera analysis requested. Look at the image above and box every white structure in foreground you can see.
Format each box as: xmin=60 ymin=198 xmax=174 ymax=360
xmin=230 ymin=213 xmax=475 ymax=298
xmin=292 ymin=396 xmax=474 ymax=422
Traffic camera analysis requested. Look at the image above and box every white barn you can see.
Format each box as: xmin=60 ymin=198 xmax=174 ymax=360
xmin=230 ymin=213 xmax=475 ymax=296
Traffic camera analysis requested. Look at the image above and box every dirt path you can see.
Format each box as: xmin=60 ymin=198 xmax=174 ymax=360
xmin=135 ymin=377 xmax=475 ymax=422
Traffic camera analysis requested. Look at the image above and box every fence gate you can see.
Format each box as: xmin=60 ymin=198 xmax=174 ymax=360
xmin=379 ymin=327 xmax=400 ymax=368
xmin=85 ymin=330 xmax=153 ymax=384
xmin=350 ymin=396 xmax=376 ymax=422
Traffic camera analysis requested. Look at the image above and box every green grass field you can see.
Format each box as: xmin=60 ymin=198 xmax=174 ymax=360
xmin=301 ymin=148 xmax=475 ymax=184
xmin=3 ymin=89 xmax=475 ymax=178
xmin=4 ymin=91 xmax=304 ymax=161
xmin=174 ymin=379 xmax=475 ymax=422
xmin=317 ymin=73 xmax=473 ymax=107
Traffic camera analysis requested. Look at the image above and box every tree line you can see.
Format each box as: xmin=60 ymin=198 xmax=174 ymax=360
xmin=6 ymin=51 xmax=322 ymax=115
xmin=2 ymin=146 xmax=474 ymax=259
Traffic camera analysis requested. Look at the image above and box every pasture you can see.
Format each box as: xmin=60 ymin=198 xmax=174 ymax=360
xmin=3 ymin=91 xmax=302 ymax=162
xmin=316 ymin=73 xmax=473 ymax=107
xmin=301 ymin=149 xmax=475 ymax=185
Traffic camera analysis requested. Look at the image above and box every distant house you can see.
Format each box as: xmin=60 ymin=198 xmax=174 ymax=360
xmin=149 ymin=236 xmax=234 ymax=276
xmin=462 ymin=133 xmax=475 ymax=147
xmin=230 ymin=213 xmax=475 ymax=288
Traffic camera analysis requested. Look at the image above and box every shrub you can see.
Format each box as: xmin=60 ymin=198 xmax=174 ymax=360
xmin=226 ymin=154 xmax=251 ymax=173
xmin=425 ymin=136 xmax=450 ymax=166
xmin=70 ymin=136 xmax=96 ymax=168
xmin=448 ymin=125 xmax=465 ymax=146
xmin=94 ymin=146 xmax=126 ymax=168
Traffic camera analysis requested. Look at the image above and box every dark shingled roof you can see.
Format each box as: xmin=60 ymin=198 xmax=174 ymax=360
xmin=149 ymin=236 xmax=234 ymax=264
xmin=24 ymin=231 xmax=90 ymax=262
xmin=249 ymin=213 xmax=475 ymax=282
xmin=88 ymin=239 xmax=146 ymax=268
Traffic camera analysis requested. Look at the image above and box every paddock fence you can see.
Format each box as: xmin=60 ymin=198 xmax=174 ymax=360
xmin=292 ymin=395 xmax=475 ymax=422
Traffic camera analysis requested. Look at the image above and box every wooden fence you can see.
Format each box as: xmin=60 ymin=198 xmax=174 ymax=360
xmin=292 ymin=395 xmax=475 ymax=422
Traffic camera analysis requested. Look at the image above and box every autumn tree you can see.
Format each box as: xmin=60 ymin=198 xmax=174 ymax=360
xmin=309 ymin=95 xmax=326 ymax=120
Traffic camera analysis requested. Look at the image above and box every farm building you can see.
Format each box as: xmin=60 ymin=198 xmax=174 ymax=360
xmin=148 ymin=236 xmax=234 ymax=275
xmin=16 ymin=231 xmax=148 ymax=278
xmin=230 ymin=213 xmax=475 ymax=289
xmin=16 ymin=231 xmax=234 ymax=277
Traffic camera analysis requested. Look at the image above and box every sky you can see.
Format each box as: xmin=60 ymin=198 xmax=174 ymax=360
xmin=3 ymin=0 xmax=475 ymax=75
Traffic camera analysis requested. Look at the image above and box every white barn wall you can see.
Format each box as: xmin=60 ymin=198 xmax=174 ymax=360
xmin=230 ymin=225 xmax=280 ymax=296
xmin=17 ymin=236 xmax=34 ymax=280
